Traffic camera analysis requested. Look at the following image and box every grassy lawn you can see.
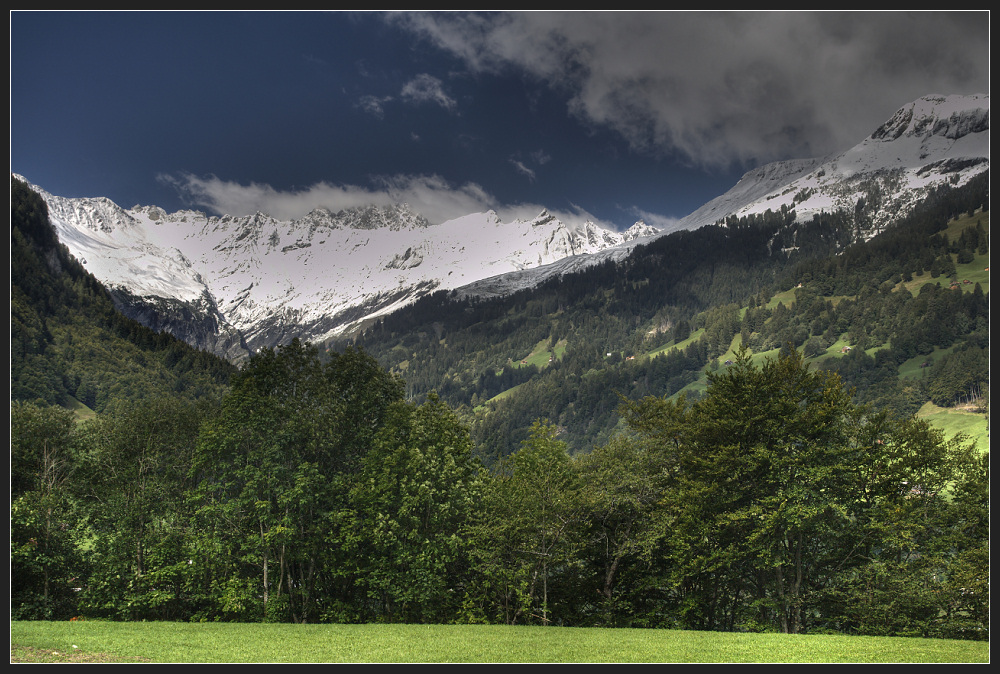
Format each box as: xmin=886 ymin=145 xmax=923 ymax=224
xmin=9 ymin=621 xmax=990 ymax=663
xmin=916 ymin=401 xmax=990 ymax=454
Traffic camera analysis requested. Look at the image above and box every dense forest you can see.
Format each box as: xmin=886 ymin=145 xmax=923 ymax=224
xmin=9 ymin=174 xmax=989 ymax=638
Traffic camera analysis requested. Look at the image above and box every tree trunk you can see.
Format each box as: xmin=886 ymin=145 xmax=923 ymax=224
xmin=775 ymin=564 xmax=789 ymax=633
xmin=260 ymin=519 xmax=269 ymax=613
xmin=791 ymin=530 xmax=803 ymax=634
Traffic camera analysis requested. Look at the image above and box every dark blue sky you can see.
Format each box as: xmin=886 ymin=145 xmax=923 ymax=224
xmin=10 ymin=11 xmax=990 ymax=231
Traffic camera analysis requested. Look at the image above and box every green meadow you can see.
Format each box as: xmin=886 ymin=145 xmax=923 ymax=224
xmin=10 ymin=622 xmax=989 ymax=663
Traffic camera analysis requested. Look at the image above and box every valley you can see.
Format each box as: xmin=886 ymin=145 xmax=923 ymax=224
xmin=340 ymin=190 xmax=989 ymax=461
xmin=9 ymin=91 xmax=989 ymax=639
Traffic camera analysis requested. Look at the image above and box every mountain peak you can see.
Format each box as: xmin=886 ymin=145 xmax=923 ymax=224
xmin=623 ymin=221 xmax=659 ymax=240
xmin=675 ymin=93 xmax=989 ymax=235
xmin=332 ymin=203 xmax=431 ymax=231
xmin=870 ymin=93 xmax=989 ymax=143
xmin=526 ymin=209 xmax=557 ymax=227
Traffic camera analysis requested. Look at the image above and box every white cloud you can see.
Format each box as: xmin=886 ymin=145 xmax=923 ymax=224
xmin=159 ymin=171 xmax=621 ymax=231
xmin=160 ymin=172 xmax=498 ymax=225
xmin=400 ymin=73 xmax=457 ymax=111
xmin=510 ymin=159 xmax=536 ymax=181
xmin=531 ymin=149 xmax=552 ymax=165
xmin=373 ymin=174 xmax=494 ymax=222
xmin=357 ymin=94 xmax=393 ymax=118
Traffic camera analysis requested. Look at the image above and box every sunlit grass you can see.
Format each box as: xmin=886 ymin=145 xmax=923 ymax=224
xmin=9 ymin=622 xmax=990 ymax=663
xmin=510 ymin=338 xmax=568 ymax=370
xmin=64 ymin=395 xmax=97 ymax=423
xmin=766 ymin=288 xmax=797 ymax=309
xmin=916 ymin=401 xmax=989 ymax=453
xmin=943 ymin=210 xmax=988 ymax=244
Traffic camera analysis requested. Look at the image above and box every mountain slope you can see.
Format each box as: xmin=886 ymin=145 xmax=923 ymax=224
xmin=342 ymin=173 xmax=988 ymax=460
xmin=425 ymin=94 xmax=990 ymax=302
xmin=17 ymin=180 xmax=660 ymax=359
xmin=16 ymin=93 xmax=988 ymax=362
xmin=676 ymin=93 xmax=989 ymax=232
xmin=10 ymin=176 xmax=235 ymax=412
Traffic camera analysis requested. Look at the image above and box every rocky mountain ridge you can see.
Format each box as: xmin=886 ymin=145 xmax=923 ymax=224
xmin=18 ymin=181 xmax=661 ymax=360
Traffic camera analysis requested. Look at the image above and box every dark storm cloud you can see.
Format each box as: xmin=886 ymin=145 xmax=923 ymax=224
xmin=12 ymin=11 xmax=987 ymax=228
xmin=388 ymin=11 xmax=989 ymax=168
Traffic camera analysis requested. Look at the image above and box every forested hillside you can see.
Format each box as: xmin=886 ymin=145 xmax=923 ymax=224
xmin=11 ymin=176 xmax=236 ymax=413
xmin=9 ymin=173 xmax=988 ymax=638
xmin=337 ymin=173 xmax=989 ymax=461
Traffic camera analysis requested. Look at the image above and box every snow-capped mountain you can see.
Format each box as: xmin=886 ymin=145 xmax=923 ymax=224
xmin=17 ymin=178 xmax=660 ymax=360
xmin=460 ymin=94 xmax=988 ymax=301
xmin=15 ymin=93 xmax=988 ymax=362
xmin=676 ymin=93 xmax=989 ymax=233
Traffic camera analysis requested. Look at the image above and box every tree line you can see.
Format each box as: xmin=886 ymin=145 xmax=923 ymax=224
xmin=11 ymin=342 xmax=988 ymax=639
